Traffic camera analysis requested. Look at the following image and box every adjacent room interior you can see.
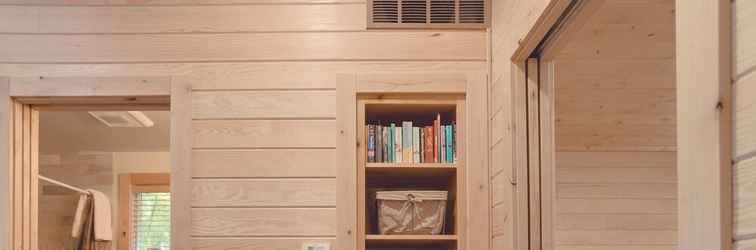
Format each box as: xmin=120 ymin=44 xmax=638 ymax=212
xmin=37 ymin=110 xmax=170 ymax=250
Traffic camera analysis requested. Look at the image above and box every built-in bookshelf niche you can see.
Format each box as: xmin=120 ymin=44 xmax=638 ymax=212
xmin=357 ymin=97 xmax=465 ymax=250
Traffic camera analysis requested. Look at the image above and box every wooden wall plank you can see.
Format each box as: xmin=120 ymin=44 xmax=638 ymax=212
xmin=192 ymin=179 xmax=336 ymax=207
xmin=170 ymin=80 xmax=193 ymax=250
xmin=354 ymin=74 xmax=466 ymax=93
xmin=735 ymin=238 xmax=756 ymax=250
xmin=556 ymin=124 xmax=676 ymax=152
xmin=558 ymin=246 xmax=676 ymax=250
xmin=557 ymin=214 xmax=677 ymax=230
xmin=193 ymin=238 xmax=336 ymax=250
xmin=0 ymin=78 xmax=7 ymax=250
xmin=191 ymin=208 xmax=336 ymax=236
xmin=556 ymin=199 xmax=676 ymax=214
xmin=9 ymin=76 xmax=170 ymax=97
xmin=24 ymin=4 xmax=366 ymax=33
xmin=0 ymin=7 xmax=37 ymax=33
xmin=192 ymin=90 xmax=336 ymax=119
xmin=556 ymin=152 xmax=676 ymax=168
xmin=555 ymin=89 xmax=675 ymax=125
xmin=192 ymin=120 xmax=336 ymax=148
xmin=554 ymin=60 xmax=675 ymax=90
xmin=557 ymin=183 xmax=676 ymax=199
xmin=735 ymin=0 xmax=756 ymax=77
xmin=734 ymin=157 xmax=756 ymax=237
xmin=467 ymin=73 xmax=490 ymax=250
xmin=335 ymin=75 xmax=356 ymax=250
xmin=555 ymin=230 xmax=677 ymax=245
xmin=192 ymin=149 xmax=336 ymax=178
xmin=735 ymin=72 xmax=756 ymax=159
xmin=0 ymin=32 xmax=487 ymax=63
xmin=677 ymin=1 xmax=732 ymax=250
xmin=556 ymin=167 xmax=676 ymax=184
xmin=509 ymin=62 xmax=528 ymax=250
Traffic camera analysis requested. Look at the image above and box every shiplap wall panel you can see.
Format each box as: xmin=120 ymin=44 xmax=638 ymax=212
xmin=735 ymin=0 xmax=756 ymax=245
xmin=193 ymin=238 xmax=336 ymax=250
xmin=193 ymin=120 xmax=336 ymax=148
xmin=191 ymin=208 xmax=336 ymax=236
xmin=735 ymin=72 xmax=756 ymax=158
xmin=735 ymin=157 xmax=756 ymax=237
xmin=192 ymin=149 xmax=336 ymax=178
xmin=735 ymin=0 xmax=756 ymax=77
xmin=25 ymin=4 xmax=366 ymax=33
xmin=0 ymin=7 xmax=36 ymax=33
xmin=551 ymin=1 xmax=677 ymax=249
xmin=192 ymin=91 xmax=336 ymax=119
xmin=0 ymin=32 xmax=486 ymax=63
xmin=489 ymin=0 xmax=552 ymax=249
xmin=192 ymin=179 xmax=336 ymax=207
xmin=0 ymin=0 xmax=362 ymax=5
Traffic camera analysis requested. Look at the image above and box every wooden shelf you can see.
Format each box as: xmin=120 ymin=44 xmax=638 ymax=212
xmin=366 ymin=163 xmax=457 ymax=181
xmin=366 ymin=163 xmax=456 ymax=169
xmin=366 ymin=234 xmax=458 ymax=244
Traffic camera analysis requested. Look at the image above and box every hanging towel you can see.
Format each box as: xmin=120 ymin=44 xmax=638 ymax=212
xmin=72 ymin=190 xmax=113 ymax=250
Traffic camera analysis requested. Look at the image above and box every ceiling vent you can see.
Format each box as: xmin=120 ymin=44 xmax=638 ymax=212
xmin=369 ymin=0 xmax=488 ymax=28
xmin=88 ymin=111 xmax=154 ymax=128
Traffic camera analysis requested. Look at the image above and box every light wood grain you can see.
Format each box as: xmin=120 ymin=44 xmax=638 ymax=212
xmin=192 ymin=90 xmax=336 ymax=119
xmin=192 ymin=179 xmax=336 ymax=207
xmin=354 ymin=73 xmax=466 ymax=93
xmin=555 ymin=230 xmax=677 ymax=245
xmin=556 ymin=124 xmax=676 ymax=152
xmin=0 ymin=7 xmax=36 ymax=33
xmin=735 ymin=72 xmax=756 ymax=159
xmin=556 ymin=167 xmax=676 ymax=184
xmin=192 ymin=238 xmax=336 ymax=250
xmin=193 ymin=149 xmax=336 ymax=178
xmin=467 ymin=73 xmax=489 ymax=250
xmin=0 ymin=78 xmax=7 ymax=250
xmin=510 ymin=62 xmax=528 ymax=250
xmin=9 ymin=76 xmax=170 ymax=97
xmin=540 ymin=61 xmax=556 ymax=250
xmin=526 ymin=59 xmax=542 ymax=250
xmin=171 ymin=81 xmax=193 ymax=250
xmin=0 ymin=32 xmax=486 ymax=63
xmin=23 ymin=4 xmax=366 ymax=33
xmin=677 ymin=1 xmax=732 ymax=250
xmin=554 ymin=60 xmax=675 ymax=90
xmin=556 ymin=151 xmax=676 ymax=168
xmin=557 ymin=199 xmax=676 ymax=214
xmin=193 ymin=120 xmax=336 ymax=148
xmin=735 ymin=238 xmax=756 ymax=250
xmin=335 ymin=75 xmax=356 ymax=250
xmin=556 ymin=88 xmax=675 ymax=125
xmin=557 ymin=183 xmax=676 ymax=199
xmin=0 ymin=0 xmax=362 ymax=4
xmin=191 ymin=208 xmax=336 ymax=236
xmin=734 ymin=157 xmax=756 ymax=237
xmin=557 ymin=214 xmax=677 ymax=230
xmin=557 ymin=246 xmax=676 ymax=250
xmin=735 ymin=0 xmax=756 ymax=77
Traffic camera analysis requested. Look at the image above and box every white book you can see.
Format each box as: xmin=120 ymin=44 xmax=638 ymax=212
xmin=413 ymin=127 xmax=421 ymax=163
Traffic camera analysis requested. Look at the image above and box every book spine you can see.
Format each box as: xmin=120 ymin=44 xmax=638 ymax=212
xmin=434 ymin=115 xmax=440 ymax=163
xmin=367 ymin=125 xmax=375 ymax=163
xmin=375 ymin=125 xmax=383 ymax=163
xmin=440 ymin=125 xmax=446 ymax=163
xmin=413 ymin=127 xmax=420 ymax=163
xmin=424 ymin=126 xmax=434 ymax=163
xmin=395 ymin=125 xmax=402 ymax=163
xmin=389 ymin=123 xmax=395 ymax=163
xmin=446 ymin=125 xmax=453 ymax=163
xmin=402 ymin=121 xmax=412 ymax=163
xmin=453 ymin=122 xmax=457 ymax=163
xmin=419 ymin=128 xmax=424 ymax=163
xmin=381 ymin=126 xmax=391 ymax=162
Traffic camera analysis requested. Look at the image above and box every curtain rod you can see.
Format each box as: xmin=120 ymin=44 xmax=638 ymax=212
xmin=38 ymin=175 xmax=89 ymax=195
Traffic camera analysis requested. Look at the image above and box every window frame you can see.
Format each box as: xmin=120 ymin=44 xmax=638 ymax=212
xmin=118 ymin=173 xmax=170 ymax=250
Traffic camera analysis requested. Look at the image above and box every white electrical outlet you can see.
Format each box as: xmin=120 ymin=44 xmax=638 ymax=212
xmin=302 ymin=243 xmax=330 ymax=250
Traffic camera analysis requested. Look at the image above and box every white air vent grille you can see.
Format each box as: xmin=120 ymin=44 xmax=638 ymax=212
xmin=369 ymin=0 xmax=487 ymax=28
xmin=89 ymin=111 xmax=155 ymax=128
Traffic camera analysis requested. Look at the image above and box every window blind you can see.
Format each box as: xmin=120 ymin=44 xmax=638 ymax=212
xmin=133 ymin=192 xmax=170 ymax=250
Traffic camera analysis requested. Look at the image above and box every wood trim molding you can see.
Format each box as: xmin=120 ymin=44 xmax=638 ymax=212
xmin=169 ymin=79 xmax=192 ymax=250
xmin=0 ymin=77 xmax=8 ymax=250
xmin=511 ymin=62 xmax=529 ymax=250
xmin=465 ymin=72 xmax=489 ymax=250
xmin=118 ymin=173 xmax=170 ymax=250
xmin=538 ymin=61 xmax=556 ymax=250
xmin=9 ymin=77 xmax=170 ymax=97
xmin=538 ymin=0 xmax=605 ymax=60
xmin=336 ymin=74 xmax=357 ymax=250
xmin=510 ymin=0 xmax=572 ymax=61
xmin=677 ymin=1 xmax=732 ymax=249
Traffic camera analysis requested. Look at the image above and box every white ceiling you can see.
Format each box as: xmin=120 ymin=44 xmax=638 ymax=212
xmin=39 ymin=111 xmax=170 ymax=153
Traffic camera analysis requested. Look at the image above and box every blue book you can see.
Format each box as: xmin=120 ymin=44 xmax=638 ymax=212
xmin=389 ymin=123 xmax=395 ymax=162
xmin=446 ymin=125 xmax=453 ymax=163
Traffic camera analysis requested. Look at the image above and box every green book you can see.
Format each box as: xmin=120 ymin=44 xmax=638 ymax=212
xmin=446 ymin=125 xmax=453 ymax=163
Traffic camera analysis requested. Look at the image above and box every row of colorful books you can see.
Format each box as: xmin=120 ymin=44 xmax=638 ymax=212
xmin=366 ymin=115 xmax=456 ymax=164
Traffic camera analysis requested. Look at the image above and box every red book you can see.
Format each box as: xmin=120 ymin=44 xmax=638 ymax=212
xmin=433 ymin=114 xmax=440 ymax=163
xmin=424 ymin=126 xmax=434 ymax=163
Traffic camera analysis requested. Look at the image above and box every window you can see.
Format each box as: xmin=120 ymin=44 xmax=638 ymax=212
xmin=119 ymin=174 xmax=170 ymax=250
xmin=368 ymin=0 xmax=489 ymax=29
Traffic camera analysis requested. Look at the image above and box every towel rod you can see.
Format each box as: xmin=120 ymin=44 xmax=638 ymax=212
xmin=38 ymin=175 xmax=89 ymax=195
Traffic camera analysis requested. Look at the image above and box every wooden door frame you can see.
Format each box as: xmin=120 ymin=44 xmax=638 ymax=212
xmin=0 ymin=76 xmax=193 ymax=250
xmin=511 ymin=0 xmax=734 ymax=250
xmin=336 ymin=73 xmax=489 ymax=250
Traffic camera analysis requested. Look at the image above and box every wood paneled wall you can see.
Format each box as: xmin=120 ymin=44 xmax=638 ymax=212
xmin=489 ymin=1 xmax=552 ymax=250
xmin=551 ymin=1 xmax=677 ymax=250
xmin=0 ymin=1 xmax=487 ymax=249
xmin=734 ymin=0 xmax=756 ymax=248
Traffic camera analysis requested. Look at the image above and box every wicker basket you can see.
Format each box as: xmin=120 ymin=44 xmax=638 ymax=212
xmin=375 ymin=190 xmax=448 ymax=235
